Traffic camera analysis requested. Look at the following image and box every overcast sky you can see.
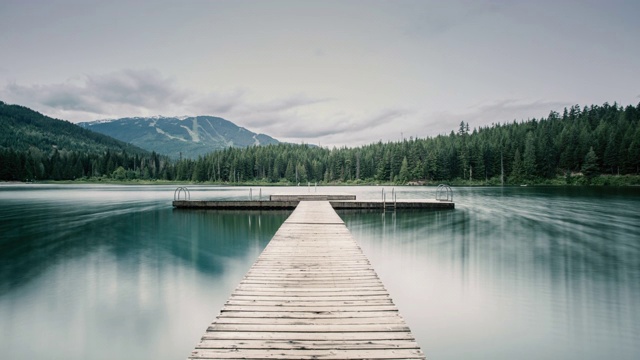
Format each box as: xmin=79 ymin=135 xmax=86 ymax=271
xmin=1 ymin=0 xmax=639 ymax=147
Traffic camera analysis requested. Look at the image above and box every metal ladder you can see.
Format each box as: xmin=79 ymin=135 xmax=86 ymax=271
xmin=436 ymin=184 xmax=453 ymax=202
xmin=382 ymin=188 xmax=397 ymax=211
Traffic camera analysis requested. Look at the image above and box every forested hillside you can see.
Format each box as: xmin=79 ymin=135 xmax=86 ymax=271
xmin=173 ymin=102 xmax=640 ymax=184
xmin=1 ymin=101 xmax=638 ymax=184
xmin=0 ymin=101 xmax=171 ymax=181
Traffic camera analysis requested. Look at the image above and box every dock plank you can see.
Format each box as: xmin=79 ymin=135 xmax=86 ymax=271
xmin=188 ymin=200 xmax=425 ymax=359
xmin=217 ymin=311 xmax=402 ymax=319
xmin=213 ymin=317 xmax=406 ymax=325
xmin=196 ymin=339 xmax=421 ymax=350
xmin=224 ymin=299 xmax=394 ymax=306
xmin=190 ymin=348 xmax=425 ymax=359
xmin=201 ymin=331 xmax=416 ymax=341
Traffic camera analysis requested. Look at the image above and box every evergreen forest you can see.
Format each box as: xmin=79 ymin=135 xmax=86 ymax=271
xmin=1 ymin=101 xmax=639 ymax=185
xmin=0 ymin=101 xmax=172 ymax=181
xmin=172 ymin=102 xmax=640 ymax=185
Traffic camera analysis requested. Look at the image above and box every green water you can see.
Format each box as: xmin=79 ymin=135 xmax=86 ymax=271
xmin=0 ymin=185 xmax=639 ymax=359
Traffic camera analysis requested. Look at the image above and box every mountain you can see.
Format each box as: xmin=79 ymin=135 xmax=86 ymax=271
xmin=79 ymin=116 xmax=279 ymax=159
xmin=0 ymin=101 xmax=148 ymax=155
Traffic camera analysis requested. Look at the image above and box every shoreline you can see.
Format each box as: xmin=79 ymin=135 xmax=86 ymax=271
xmin=2 ymin=174 xmax=639 ymax=187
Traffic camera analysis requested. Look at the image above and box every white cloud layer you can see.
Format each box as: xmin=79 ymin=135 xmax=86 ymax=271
xmin=1 ymin=0 xmax=639 ymax=147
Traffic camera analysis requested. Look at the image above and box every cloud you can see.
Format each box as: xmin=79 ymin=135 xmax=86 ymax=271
xmin=1 ymin=70 xmax=334 ymax=130
xmin=258 ymin=94 xmax=332 ymax=114
xmin=471 ymin=98 xmax=572 ymax=119
xmin=0 ymin=68 xmax=580 ymax=148
xmin=251 ymin=107 xmax=412 ymax=148
xmin=276 ymin=108 xmax=408 ymax=138
xmin=2 ymin=69 xmax=191 ymax=120
xmin=226 ymin=94 xmax=334 ymax=128
xmin=189 ymin=89 xmax=247 ymax=115
xmin=0 ymin=69 xmax=356 ymax=145
xmin=85 ymin=69 xmax=190 ymax=109
xmin=426 ymin=98 xmax=574 ymax=134
xmin=179 ymin=92 xmax=336 ymax=140
xmin=310 ymin=98 xmax=577 ymax=148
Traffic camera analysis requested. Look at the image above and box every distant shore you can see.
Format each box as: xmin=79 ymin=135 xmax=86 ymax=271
xmin=3 ymin=174 xmax=639 ymax=187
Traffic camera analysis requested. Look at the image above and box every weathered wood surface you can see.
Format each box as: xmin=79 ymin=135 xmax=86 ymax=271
xmin=173 ymin=196 xmax=454 ymax=210
xmin=172 ymin=200 xmax=299 ymax=209
xmin=189 ymin=201 xmax=426 ymax=360
xmin=270 ymin=193 xmax=357 ymax=201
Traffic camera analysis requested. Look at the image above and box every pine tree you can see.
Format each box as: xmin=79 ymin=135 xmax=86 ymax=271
xmin=581 ymin=147 xmax=599 ymax=180
xmin=510 ymin=149 xmax=523 ymax=183
xmin=398 ymin=157 xmax=409 ymax=184
xmin=522 ymin=132 xmax=536 ymax=180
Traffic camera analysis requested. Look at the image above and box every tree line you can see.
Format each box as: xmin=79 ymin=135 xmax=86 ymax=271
xmin=171 ymin=101 xmax=640 ymax=184
xmin=1 ymin=101 xmax=639 ymax=184
xmin=0 ymin=147 xmax=171 ymax=181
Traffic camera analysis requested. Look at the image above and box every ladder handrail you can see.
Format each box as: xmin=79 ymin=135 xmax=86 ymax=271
xmin=435 ymin=184 xmax=453 ymax=202
xmin=382 ymin=187 xmax=397 ymax=212
xmin=174 ymin=186 xmax=191 ymax=201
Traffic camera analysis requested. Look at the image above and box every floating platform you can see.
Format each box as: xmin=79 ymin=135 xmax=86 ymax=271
xmin=188 ymin=200 xmax=425 ymax=359
xmin=270 ymin=193 xmax=356 ymax=201
xmin=173 ymin=199 xmax=453 ymax=210
xmin=173 ymin=193 xmax=454 ymax=210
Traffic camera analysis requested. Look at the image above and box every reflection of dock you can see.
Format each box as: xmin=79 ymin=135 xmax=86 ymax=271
xmin=188 ymin=200 xmax=426 ymax=359
xmin=173 ymin=193 xmax=455 ymax=210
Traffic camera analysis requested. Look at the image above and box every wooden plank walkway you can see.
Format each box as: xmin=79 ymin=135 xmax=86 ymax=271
xmin=189 ymin=201 xmax=426 ymax=360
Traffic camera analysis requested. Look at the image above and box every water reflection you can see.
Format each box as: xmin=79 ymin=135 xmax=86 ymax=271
xmin=341 ymin=187 xmax=640 ymax=360
xmin=1 ymin=184 xmax=639 ymax=360
xmin=0 ymin=186 xmax=290 ymax=360
xmin=0 ymin=202 xmax=289 ymax=295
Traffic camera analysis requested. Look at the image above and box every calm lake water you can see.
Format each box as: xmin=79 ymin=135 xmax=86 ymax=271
xmin=1 ymin=184 xmax=639 ymax=360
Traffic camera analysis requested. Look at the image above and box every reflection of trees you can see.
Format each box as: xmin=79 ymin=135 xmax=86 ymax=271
xmin=0 ymin=204 xmax=289 ymax=295
xmin=340 ymin=197 xmax=640 ymax=336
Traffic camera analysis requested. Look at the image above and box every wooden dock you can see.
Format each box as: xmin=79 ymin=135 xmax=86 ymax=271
xmin=173 ymin=199 xmax=453 ymax=210
xmin=173 ymin=192 xmax=454 ymax=210
xmin=189 ymin=201 xmax=426 ymax=359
